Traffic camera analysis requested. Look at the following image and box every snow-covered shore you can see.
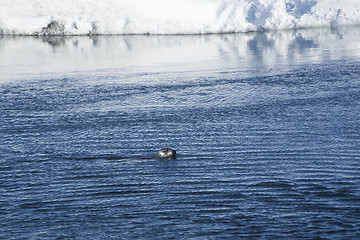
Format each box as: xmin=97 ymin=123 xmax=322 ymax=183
xmin=1 ymin=0 xmax=360 ymax=35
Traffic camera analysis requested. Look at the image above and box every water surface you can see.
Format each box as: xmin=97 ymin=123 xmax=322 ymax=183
xmin=1 ymin=27 xmax=360 ymax=239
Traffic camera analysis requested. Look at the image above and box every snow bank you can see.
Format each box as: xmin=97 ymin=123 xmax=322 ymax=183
xmin=1 ymin=0 xmax=360 ymax=35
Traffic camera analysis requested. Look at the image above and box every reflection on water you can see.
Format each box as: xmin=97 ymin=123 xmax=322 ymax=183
xmin=1 ymin=26 xmax=359 ymax=82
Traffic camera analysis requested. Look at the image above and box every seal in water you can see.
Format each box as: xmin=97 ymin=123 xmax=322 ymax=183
xmin=72 ymin=149 xmax=177 ymax=161
xmin=157 ymin=148 xmax=176 ymax=159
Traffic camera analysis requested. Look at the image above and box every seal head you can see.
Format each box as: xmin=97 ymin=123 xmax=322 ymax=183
xmin=157 ymin=148 xmax=176 ymax=159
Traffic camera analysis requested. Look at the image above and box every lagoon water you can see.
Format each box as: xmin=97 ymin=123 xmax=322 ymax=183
xmin=1 ymin=27 xmax=360 ymax=239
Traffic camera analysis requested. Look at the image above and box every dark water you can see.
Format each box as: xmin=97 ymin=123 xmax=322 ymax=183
xmin=1 ymin=28 xmax=360 ymax=239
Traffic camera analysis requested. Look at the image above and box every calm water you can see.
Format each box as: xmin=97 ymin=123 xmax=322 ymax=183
xmin=1 ymin=27 xmax=360 ymax=239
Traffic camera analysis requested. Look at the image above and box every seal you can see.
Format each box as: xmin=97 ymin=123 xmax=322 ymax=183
xmin=157 ymin=148 xmax=176 ymax=159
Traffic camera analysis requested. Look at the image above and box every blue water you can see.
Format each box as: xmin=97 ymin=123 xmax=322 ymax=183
xmin=1 ymin=27 xmax=360 ymax=239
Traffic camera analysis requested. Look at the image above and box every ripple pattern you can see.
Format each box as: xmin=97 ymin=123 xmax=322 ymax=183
xmin=1 ymin=61 xmax=360 ymax=239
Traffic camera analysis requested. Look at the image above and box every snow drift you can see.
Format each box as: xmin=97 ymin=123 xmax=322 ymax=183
xmin=1 ymin=0 xmax=360 ymax=35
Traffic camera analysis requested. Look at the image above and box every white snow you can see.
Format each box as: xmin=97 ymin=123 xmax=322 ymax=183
xmin=0 ymin=0 xmax=359 ymax=35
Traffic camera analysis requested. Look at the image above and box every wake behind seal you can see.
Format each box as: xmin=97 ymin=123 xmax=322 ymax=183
xmin=72 ymin=148 xmax=177 ymax=161
xmin=157 ymin=148 xmax=176 ymax=159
